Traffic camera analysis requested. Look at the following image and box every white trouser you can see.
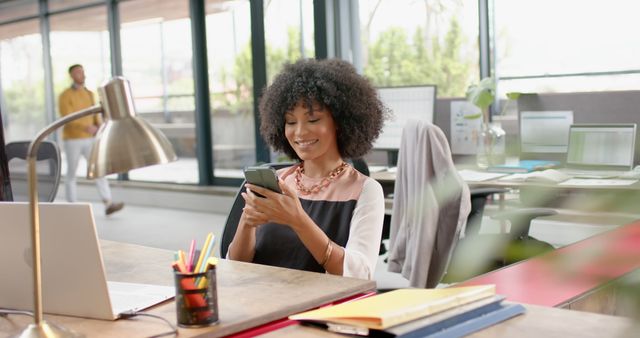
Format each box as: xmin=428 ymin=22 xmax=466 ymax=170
xmin=64 ymin=138 xmax=112 ymax=203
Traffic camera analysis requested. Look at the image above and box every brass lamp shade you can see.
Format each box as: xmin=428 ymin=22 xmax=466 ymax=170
xmin=87 ymin=77 xmax=177 ymax=178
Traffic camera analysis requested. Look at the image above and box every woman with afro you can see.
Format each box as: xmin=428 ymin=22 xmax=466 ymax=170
xmin=228 ymin=58 xmax=388 ymax=280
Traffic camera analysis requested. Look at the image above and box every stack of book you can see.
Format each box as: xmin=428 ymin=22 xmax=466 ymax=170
xmin=289 ymin=285 xmax=525 ymax=337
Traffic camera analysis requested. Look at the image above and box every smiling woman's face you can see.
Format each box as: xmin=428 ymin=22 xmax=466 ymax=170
xmin=284 ymin=100 xmax=339 ymax=162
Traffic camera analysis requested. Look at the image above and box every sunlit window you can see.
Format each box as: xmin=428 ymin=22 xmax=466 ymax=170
xmin=494 ymin=0 xmax=640 ymax=95
xmin=0 ymin=20 xmax=46 ymax=142
xmin=206 ymin=0 xmax=256 ymax=178
xmin=359 ymin=0 xmax=479 ymax=97
xmin=120 ymin=0 xmax=197 ymax=184
xmin=49 ymin=6 xmax=112 ymax=180
xmin=264 ymin=0 xmax=315 ymax=82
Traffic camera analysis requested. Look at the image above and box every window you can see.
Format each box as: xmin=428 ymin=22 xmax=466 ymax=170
xmin=206 ymin=0 xmax=255 ymax=178
xmin=262 ymin=0 xmax=315 ymax=163
xmin=264 ymin=0 xmax=315 ymax=82
xmin=0 ymin=19 xmax=46 ymax=142
xmin=359 ymin=0 xmax=479 ymax=97
xmin=50 ymin=6 xmax=111 ymax=111
xmin=494 ymin=0 xmax=640 ymax=95
xmin=120 ymin=0 xmax=197 ymax=184
xmin=50 ymin=6 xmax=111 ymax=180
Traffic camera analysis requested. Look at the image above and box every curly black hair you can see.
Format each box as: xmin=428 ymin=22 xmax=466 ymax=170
xmin=259 ymin=58 xmax=389 ymax=160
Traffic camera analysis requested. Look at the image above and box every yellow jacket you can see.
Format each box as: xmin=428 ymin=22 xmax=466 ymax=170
xmin=58 ymin=85 xmax=102 ymax=140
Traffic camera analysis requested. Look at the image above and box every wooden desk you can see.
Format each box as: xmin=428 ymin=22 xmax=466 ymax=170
xmin=261 ymin=303 xmax=637 ymax=338
xmin=0 ymin=240 xmax=375 ymax=338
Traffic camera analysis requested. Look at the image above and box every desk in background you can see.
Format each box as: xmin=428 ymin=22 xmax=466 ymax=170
xmin=372 ymin=169 xmax=640 ymax=214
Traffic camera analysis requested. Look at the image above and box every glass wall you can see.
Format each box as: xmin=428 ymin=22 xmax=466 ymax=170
xmin=359 ymin=0 xmax=479 ymax=97
xmin=206 ymin=0 xmax=255 ymax=178
xmin=262 ymin=0 xmax=314 ymax=163
xmin=494 ymin=0 xmax=640 ymax=95
xmin=120 ymin=0 xmax=197 ymax=183
xmin=49 ymin=5 xmax=111 ymax=179
xmin=264 ymin=0 xmax=315 ymax=82
xmin=4 ymin=0 xmax=640 ymax=187
xmin=0 ymin=19 xmax=46 ymax=142
xmin=49 ymin=6 xmax=111 ymax=113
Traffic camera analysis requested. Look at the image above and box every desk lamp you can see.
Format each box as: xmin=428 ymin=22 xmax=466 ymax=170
xmin=17 ymin=77 xmax=177 ymax=338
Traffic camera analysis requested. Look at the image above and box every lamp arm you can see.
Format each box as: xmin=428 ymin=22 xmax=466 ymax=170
xmin=27 ymin=105 xmax=102 ymax=325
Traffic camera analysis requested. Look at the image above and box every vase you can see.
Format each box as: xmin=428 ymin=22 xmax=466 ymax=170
xmin=476 ymin=122 xmax=506 ymax=169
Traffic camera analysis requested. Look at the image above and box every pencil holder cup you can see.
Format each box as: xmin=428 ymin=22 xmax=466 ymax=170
xmin=174 ymin=267 xmax=219 ymax=327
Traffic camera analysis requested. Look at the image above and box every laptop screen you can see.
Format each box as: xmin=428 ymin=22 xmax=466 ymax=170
xmin=566 ymin=124 xmax=637 ymax=170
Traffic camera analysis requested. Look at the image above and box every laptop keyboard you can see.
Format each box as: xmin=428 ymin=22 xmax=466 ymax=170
xmin=107 ymin=281 xmax=174 ymax=316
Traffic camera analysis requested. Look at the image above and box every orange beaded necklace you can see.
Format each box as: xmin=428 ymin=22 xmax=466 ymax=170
xmin=294 ymin=161 xmax=349 ymax=195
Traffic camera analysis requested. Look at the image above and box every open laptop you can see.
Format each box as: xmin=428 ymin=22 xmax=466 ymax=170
xmin=560 ymin=124 xmax=637 ymax=178
xmin=0 ymin=202 xmax=174 ymax=320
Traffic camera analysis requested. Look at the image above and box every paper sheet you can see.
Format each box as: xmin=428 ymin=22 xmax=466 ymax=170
xmin=458 ymin=169 xmax=507 ymax=182
xmin=450 ymin=101 xmax=482 ymax=155
xmin=558 ymin=178 xmax=638 ymax=186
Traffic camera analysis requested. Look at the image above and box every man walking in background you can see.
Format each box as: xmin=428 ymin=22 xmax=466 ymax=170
xmin=59 ymin=64 xmax=124 ymax=215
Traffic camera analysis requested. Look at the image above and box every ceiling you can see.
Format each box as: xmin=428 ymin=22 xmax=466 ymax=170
xmin=0 ymin=0 xmax=233 ymax=40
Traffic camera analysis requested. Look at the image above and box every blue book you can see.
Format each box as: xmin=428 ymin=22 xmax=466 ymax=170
xmin=488 ymin=160 xmax=560 ymax=173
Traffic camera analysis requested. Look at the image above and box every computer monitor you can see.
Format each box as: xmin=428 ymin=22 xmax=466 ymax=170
xmin=565 ymin=124 xmax=637 ymax=171
xmin=374 ymin=85 xmax=436 ymax=150
xmin=519 ymin=110 xmax=573 ymax=162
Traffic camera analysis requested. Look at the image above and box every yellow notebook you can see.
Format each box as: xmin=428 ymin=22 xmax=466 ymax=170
xmin=289 ymin=285 xmax=495 ymax=330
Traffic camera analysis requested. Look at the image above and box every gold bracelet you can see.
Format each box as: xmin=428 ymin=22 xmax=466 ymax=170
xmin=320 ymin=238 xmax=333 ymax=268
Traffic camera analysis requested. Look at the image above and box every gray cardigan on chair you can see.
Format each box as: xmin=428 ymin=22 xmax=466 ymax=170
xmin=387 ymin=120 xmax=471 ymax=288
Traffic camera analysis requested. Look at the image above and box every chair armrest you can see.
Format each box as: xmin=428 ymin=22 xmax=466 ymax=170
xmin=470 ymin=187 xmax=508 ymax=198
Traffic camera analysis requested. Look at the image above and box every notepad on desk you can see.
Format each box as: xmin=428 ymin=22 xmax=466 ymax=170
xmin=499 ymin=169 xmax=570 ymax=184
xmin=488 ymin=160 xmax=560 ymax=173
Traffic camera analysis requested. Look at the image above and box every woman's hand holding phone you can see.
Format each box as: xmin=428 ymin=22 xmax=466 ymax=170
xmin=242 ymin=179 xmax=305 ymax=230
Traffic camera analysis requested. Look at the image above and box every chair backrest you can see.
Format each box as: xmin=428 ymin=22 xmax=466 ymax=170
xmin=5 ymin=141 xmax=61 ymax=202
xmin=220 ymin=162 xmax=294 ymax=258
xmin=350 ymin=158 xmax=370 ymax=177
xmin=0 ymin=112 xmax=11 ymax=201
xmin=386 ymin=120 xmax=471 ymax=288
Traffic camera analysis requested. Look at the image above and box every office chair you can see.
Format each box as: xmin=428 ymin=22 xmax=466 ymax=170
xmin=350 ymin=158 xmax=370 ymax=177
xmin=386 ymin=120 xmax=471 ymax=288
xmin=220 ymin=160 xmax=372 ymax=258
xmin=5 ymin=140 xmax=61 ymax=202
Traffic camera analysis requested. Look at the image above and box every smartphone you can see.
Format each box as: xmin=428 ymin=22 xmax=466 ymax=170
xmin=243 ymin=166 xmax=282 ymax=196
